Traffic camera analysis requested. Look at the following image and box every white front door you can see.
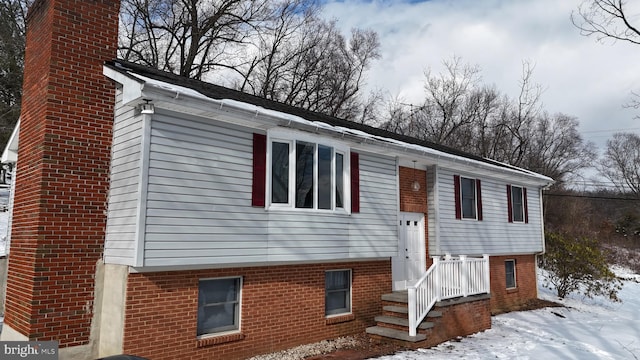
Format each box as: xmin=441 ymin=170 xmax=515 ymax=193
xmin=392 ymin=212 xmax=426 ymax=291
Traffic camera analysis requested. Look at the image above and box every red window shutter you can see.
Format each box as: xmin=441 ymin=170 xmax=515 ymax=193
xmin=523 ymin=187 xmax=529 ymax=223
xmin=507 ymin=185 xmax=513 ymax=223
xmin=350 ymin=152 xmax=360 ymax=213
xmin=454 ymin=175 xmax=461 ymax=219
xmin=476 ymin=179 xmax=483 ymax=221
xmin=252 ymin=133 xmax=267 ymax=207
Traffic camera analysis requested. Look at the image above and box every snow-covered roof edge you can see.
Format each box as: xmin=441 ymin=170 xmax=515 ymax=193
xmin=103 ymin=60 xmax=554 ymax=187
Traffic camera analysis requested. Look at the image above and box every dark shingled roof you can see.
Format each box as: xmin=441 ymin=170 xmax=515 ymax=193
xmin=105 ymin=59 xmax=534 ymax=175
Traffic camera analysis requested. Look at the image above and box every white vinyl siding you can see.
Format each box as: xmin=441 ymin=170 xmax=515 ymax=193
xmin=265 ymin=152 xmax=397 ymax=262
xmin=432 ymin=168 xmax=543 ymax=256
xmin=143 ymin=110 xmax=266 ymax=266
xmin=426 ymin=165 xmax=439 ymax=254
xmin=349 ymin=153 xmax=397 ymax=258
xmin=104 ymin=87 xmax=142 ymax=265
xmin=137 ymin=110 xmax=397 ymax=267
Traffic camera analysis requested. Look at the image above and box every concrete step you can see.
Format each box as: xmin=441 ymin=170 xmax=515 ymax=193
xmin=381 ymin=291 xmax=408 ymax=303
xmin=375 ymin=315 xmax=434 ymax=330
xmin=366 ymin=326 xmax=427 ymax=342
xmin=382 ymin=305 xmax=441 ymax=318
xmin=383 ymin=305 xmax=408 ymax=314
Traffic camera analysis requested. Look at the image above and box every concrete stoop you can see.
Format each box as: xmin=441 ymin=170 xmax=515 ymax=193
xmin=366 ymin=291 xmax=491 ymax=349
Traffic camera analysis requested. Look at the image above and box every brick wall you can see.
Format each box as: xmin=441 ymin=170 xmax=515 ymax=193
xmin=4 ymin=0 xmax=119 ymax=346
xmin=423 ymin=296 xmax=491 ymax=347
xmin=399 ymin=166 xmax=429 ymax=263
xmin=399 ymin=166 xmax=427 ymax=214
xmin=122 ymin=260 xmax=391 ymax=360
xmin=373 ymin=295 xmax=491 ymax=349
xmin=489 ymin=254 xmax=538 ymax=314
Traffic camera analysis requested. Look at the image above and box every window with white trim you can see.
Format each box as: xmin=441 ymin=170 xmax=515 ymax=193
xmin=505 ymin=260 xmax=516 ymax=289
xmin=454 ymin=175 xmax=482 ymax=220
xmin=197 ymin=277 xmax=241 ymax=336
xmin=507 ymin=185 xmax=528 ymax=223
xmin=461 ymin=177 xmax=477 ymax=219
xmin=325 ymin=270 xmax=351 ymax=316
xmin=269 ymin=131 xmax=349 ymax=212
xmin=511 ymin=186 xmax=524 ymax=222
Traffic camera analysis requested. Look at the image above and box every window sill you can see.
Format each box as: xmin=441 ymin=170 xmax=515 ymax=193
xmin=196 ymin=332 xmax=245 ymax=348
xmin=266 ymin=206 xmax=351 ymax=215
xmin=325 ymin=313 xmax=355 ymax=325
xmin=506 ymin=287 xmax=518 ymax=294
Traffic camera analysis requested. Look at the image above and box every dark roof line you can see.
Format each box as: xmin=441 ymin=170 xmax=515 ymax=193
xmin=105 ymin=59 xmax=531 ymax=175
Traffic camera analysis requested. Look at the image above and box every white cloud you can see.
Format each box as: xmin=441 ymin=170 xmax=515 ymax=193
xmin=322 ymin=0 xmax=640 ymax=149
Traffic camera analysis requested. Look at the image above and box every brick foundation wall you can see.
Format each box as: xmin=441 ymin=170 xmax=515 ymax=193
xmin=122 ymin=260 xmax=391 ymax=360
xmin=4 ymin=0 xmax=119 ymax=346
xmin=489 ymin=254 xmax=538 ymax=314
xmin=425 ymin=295 xmax=491 ymax=347
xmin=372 ymin=295 xmax=491 ymax=350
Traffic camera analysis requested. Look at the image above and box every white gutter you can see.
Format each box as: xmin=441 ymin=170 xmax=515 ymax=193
xmin=103 ymin=66 xmax=555 ymax=187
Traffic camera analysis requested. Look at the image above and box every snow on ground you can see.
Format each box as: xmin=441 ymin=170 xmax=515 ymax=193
xmin=374 ymin=268 xmax=640 ymax=360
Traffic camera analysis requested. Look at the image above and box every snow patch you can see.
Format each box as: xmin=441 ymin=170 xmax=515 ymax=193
xmin=374 ymin=272 xmax=640 ymax=360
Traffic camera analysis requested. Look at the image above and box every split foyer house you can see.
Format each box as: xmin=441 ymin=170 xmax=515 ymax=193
xmin=0 ymin=0 xmax=553 ymax=359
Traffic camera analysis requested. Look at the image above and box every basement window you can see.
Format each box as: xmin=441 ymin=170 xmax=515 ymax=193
xmin=197 ymin=277 xmax=242 ymax=336
xmin=505 ymin=260 xmax=516 ymax=289
xmin=325 ymin=270 xmax=352 ymax=316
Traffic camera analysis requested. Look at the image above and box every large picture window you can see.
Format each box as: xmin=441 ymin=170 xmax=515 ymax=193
xmin=197 ymin=277 xmax=241 ymax=336
xmin=325 ymin=270 xmax=351 ymax=316
xmin=269 ymin=132 xmax=348 ymax=212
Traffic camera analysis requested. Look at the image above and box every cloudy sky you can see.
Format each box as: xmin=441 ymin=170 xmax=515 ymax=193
xmin=321 ymin=0 xmax=640 ymax=152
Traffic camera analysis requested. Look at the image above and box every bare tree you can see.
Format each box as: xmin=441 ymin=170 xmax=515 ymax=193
xmin=572 ymin=0 xmax=640 ymax=45
xmin=119 ymin=0 xmax=381 ymax=121
xmin=379 ymin=57 xmax=594 ymax=184
xmin=504 ymin=61 xmax=543 ymax=165
xmin=572 ymin=1 xmax=640 ymax=114
xmin=598 ymin=133 xmax=640 ymax=196
xmin=235 ymin=7 xmax=381 ymax=120
xmin=524 ymin=113 xmax=597 ymax=184
xmin=0 ymin=0 xmax=31 ymax=149
xmin=119 ymin=0 xmax=273 ymax=79
xmin=378 ymin=98 xmax=413 ymax=135
xmin=420 ymin=57 xmax=481 ymax=146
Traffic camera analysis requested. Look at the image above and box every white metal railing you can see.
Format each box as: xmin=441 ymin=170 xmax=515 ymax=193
xmin=407 ymin=254 xmax=490 ymax=337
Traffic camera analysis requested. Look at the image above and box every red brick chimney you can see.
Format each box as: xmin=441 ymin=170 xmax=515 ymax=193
xmin=3 ymin=0 xmax=120 ymax=350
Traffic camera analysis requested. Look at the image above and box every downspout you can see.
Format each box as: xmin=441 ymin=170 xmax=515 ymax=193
xmin=132 ymin=102 xmax=154 ymax=268
xmin=535 ymin=183 xmax=552 ymax=298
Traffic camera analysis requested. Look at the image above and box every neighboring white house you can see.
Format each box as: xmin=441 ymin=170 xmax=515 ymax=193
xmin=0 ymin=120 xmax=18 ymax=257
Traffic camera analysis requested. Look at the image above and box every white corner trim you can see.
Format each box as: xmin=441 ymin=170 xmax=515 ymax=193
xmin=103 ymin=66 xmax=144 ymax=105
